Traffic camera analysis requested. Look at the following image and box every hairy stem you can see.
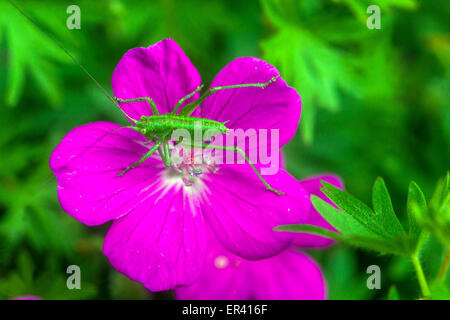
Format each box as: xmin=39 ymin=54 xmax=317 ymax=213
xmin=411 ymin=255 xmax=431 ymax=299
xmin=438 ymin=248 xmax=450 ymax=281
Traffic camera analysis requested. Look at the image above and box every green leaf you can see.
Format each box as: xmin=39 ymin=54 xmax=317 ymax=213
xmin=430 ymin=171 xmax=450 ymax=214
xmin=414 ymin=172 xmax=450 ymax=247
xmin=407 ymin=181 xmax=427 ymax=242
xmin=372 ymin=177 xmax=406 ymax=238
xmin=311 ymin=195 xmax=379 ymax=237
xmin=279 ymin=180 xmax=422 ymax=256
xmin=321 ymin=180 xmax=415 ymax=252
xmin=321 ymin=182 xmax=389 ymax=238
xmin=275 ymin=223 xmax=409 ymax=255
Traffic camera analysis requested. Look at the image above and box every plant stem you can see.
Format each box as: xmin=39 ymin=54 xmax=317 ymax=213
xmin=438 ymin=248 xmax=450 ymax=281
xmin=411 ymin=255 xmax=431 ymax=299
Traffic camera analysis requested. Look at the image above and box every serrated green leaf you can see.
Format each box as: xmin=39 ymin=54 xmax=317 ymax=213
xmin=372 ymin=177 xmax=406 ymax=237
xmin=311 ymin=195 xmax=379 ymax=237
xmin=307 ymin=182 xmax=417 ymax=256
xmin=321 ymin=182 xmax=390 ymax=238
xmin=276 ymin=223 xmax=409 ymax=255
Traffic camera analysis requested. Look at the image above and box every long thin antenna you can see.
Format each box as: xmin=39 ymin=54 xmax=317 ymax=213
xmin=7 ymin=0 xmax=136 ymax=123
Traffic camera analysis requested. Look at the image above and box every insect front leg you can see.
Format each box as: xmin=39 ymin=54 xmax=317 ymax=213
xmin=201 ymin=143 xmax=284 ymax=195
xmin=156 ymin=139 xmax=171 ymax=167
xmin=163 ymin=140 xmax=172 ymax=167
xmin=114 ymin=96 xmax=159 ymax=115
xmin=117 ymin=141 xmax=162 ymax=176
xmin=172 ymin=85 xmax=204 ymax=114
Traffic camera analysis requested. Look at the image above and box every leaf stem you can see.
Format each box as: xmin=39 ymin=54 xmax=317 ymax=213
xmin=438 ymin=248 xmax=450 ymax=281
xmin=411 ymin=255 xmax=431 ymax=299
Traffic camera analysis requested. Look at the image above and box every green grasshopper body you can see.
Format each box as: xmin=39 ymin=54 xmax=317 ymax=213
xmin=134 ymin=114 xmax=228 ymax=138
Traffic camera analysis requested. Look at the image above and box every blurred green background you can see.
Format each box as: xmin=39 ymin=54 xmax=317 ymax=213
xmin=0 ymin=0 xmax=448 ymax=299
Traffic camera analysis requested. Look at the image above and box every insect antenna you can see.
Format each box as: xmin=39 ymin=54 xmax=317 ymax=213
xmin=7 ymin=0 xmax=136 ymax=124
xmin=75 ymin=125 xmax=136 ymax=159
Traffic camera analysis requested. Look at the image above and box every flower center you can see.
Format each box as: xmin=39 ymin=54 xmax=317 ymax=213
xmin=165 ymin=145 xmax=218 ymax=187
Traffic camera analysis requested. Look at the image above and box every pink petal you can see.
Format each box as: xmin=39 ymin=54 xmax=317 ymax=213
xmin=250 ymin=249 xmax=326 ymax=300
xmin=176 ymin=229 xmax=325 ymax=300
xmin=103 ymin=187 xmax=206 ymax=292
xmin=201 ymin=165 xmax=310 ymax=260
xmin=200 ymin=57 xmax=301 ymax=147
xmin=50 ymin=121 xmax=164 ymax=225
xmin=175 ymin=229 xmax=251 ymax=300
xmin=111 ymin=38 xmax=201 ymax=120
xmin=293 ymin=174 xmax=344 ymax=248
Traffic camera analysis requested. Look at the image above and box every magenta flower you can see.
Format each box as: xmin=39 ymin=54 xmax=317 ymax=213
xmin=50 ymin=38 xmax=309 ymax=291
xmin=176 ymin=175 xmax=343 ymax=300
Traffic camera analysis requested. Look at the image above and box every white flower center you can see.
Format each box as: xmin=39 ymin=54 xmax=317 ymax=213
xmin=168 ymin=145 xmax=218 ymax=187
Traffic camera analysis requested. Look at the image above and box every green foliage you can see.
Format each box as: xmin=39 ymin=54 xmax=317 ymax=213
xmin=336 ymin=0 xmax=417 ymax=24
xmin=0 ymin=1 xmax=77 ymax=106
xmin=261 ymin=0 xmax=361 ymax=143
xmin=0 ymin=251 xmax=98 ymax=299
xmin=387 ymin=286 xmax=400 ymax=300
xmin=0 ymin=0 xmax=448 ymax=300
xmin=317 ymin=246 xmax=375 ymax=300
xmin=278 ymin=174 xmax=450 ymax=299
xmin=277 ymin=175 xmax=450 ymax=257
xmin=413 ymin=172 xmax=450 ymax=247
xmin=277 ymin=178 xmax=418 ymax=256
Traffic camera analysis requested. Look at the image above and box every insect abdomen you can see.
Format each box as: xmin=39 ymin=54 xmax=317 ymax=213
xmin=137 ymin=115 xmax=228 ymax=136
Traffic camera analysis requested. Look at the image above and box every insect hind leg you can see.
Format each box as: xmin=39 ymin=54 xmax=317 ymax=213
xmin=179 ymin=75 xmax=280 ymax=116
